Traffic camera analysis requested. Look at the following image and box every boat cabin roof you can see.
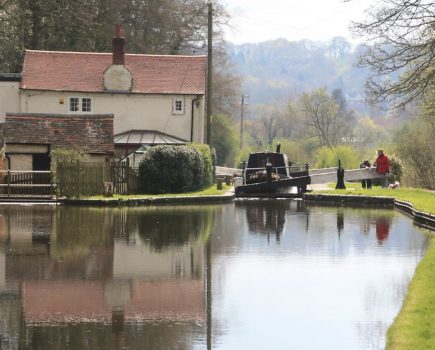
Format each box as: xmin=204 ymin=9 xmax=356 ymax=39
xmin=246 ymin=151 xmax=289 ymax=177
xmin=247 ymin=152 xmax=288 ymax=168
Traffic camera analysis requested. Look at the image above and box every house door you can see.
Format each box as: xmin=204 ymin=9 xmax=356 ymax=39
xmin=33 ymin=153 xmax=51 ymax=171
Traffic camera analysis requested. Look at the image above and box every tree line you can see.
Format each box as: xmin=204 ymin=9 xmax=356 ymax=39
xmin=0 ymin=0 xmax=227 ymax=70
xmin=213 ymin=0 xmax=434 ymax=189
xmin=1 ymin=0 xmax=433 ymax=188
xmin=0 ymin=0 xmax=241 ymax=116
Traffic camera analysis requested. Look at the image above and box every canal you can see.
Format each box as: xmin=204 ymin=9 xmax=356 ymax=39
xmin=0 ymin=200 xmax=429 ymax=350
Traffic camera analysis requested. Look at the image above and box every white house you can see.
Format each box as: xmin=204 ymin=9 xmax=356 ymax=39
xmin=0 ymin=25 xmax=207 ymax=160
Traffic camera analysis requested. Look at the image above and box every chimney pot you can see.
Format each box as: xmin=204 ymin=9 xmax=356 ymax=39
xmin=112 ymin=25 xmax=125 ymax=65
xmin=115 ymin=24 xmax=123 ymax=38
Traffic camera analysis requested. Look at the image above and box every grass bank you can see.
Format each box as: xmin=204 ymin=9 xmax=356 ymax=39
xmin=88 ymin=184 xmax=231 ymax=200
xmin=386 ymin=239 xmax=435 ymax=349
xmin=317 ymin=185 xmax=435 ymax=214
xmin=317 ymin=184 xmax=435 ymax=349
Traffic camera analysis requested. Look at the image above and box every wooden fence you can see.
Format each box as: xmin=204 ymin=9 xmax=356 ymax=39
xmin=56 ymin=159 xmax=138 ymax=198
xmin=0 ymin=170 xmax=54 ymax=196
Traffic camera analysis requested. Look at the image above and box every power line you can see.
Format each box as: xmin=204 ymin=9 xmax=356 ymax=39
xmin=226 ymin=1 xmax=371 ymax=41
xmin=234 ymin=15 xmax=343 ymax=40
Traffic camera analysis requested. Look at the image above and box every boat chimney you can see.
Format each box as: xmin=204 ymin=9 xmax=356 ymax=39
xmin=276 ymin=143 xmax=281 ymax=153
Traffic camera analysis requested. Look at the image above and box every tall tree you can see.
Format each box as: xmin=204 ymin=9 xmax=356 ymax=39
xmin=210 ymin=114 xmax=238 ymax=166
xmin=298 ymin=88 xmax=342 ymax=148
xmin=0 ymin=0 xmax=231 ymax=67
xmin=243 ymin=104 xmax=294 ymax=146
xmin=0 ymin=0 xmax=112 ymax=71
xmin=332 ymin=88 xmax=355 ymax=141
xmin=0 ymin=0 xmax=241 ymax=119
xmin=351 ymin=0 xmax=435 ymax=109
xmin=395 ymin=111 xmax=435 ymax=189
xmin=211 ymin=44 xmax=242 ymax=117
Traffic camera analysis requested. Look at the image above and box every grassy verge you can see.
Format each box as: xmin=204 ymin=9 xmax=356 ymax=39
xmin=386 ymin=239 xmax=435 ymax=350
xmin=317 ymin=184 xmax=435 ymax=214
xmin=87 ymin=184 xmax=231 ymax=200
xmin=316 ymin=183 xmax=435 ymax=349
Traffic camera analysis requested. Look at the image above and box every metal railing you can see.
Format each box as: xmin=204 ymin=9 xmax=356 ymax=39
xmin=0 ymin=170 xmax=54 ymax=196
xmin=244 ymin=164 xmax=310 ymax=175
xmin=242 ymin=163 xmax=310 ymax=185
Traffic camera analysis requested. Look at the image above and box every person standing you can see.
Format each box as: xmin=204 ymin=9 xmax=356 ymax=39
xmin=374 ymin=149 xmax=390 ymax=188
xmin=360 ymin=160 xmax=372 ymax=189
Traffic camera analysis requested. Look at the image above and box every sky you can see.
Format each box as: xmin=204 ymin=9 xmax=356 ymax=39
xmin=221 ymin=0 xmax=378 ymax=44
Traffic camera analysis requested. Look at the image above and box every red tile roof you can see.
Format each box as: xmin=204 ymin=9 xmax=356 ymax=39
xmin=21 ymin=50 xmax=207 ymax=95
xmin=23 ymin=280 xmax=204 ymax=324
xmin=5 ymin=113 xmax=114 ymax=155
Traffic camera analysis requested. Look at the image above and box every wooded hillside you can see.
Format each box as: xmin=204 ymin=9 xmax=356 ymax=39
xmin=227 ymin=37 xmax=382 ymax=113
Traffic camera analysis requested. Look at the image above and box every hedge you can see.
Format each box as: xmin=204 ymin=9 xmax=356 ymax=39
xmin=188 ymin=143 xmax=214 ymax=186
xmin=138 ymin=144 xmax=213 ymax=194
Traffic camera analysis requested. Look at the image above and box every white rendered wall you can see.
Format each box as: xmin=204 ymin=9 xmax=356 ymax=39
xmin=113 ymin=239 xmax=204 ymax=279
xmin=0 ymin=82 xmax=20 ymax=122
xmin=19 ymin=91 xmax=205 ymax=143
xmin=9 ymin=155 xmax=32 ymax=171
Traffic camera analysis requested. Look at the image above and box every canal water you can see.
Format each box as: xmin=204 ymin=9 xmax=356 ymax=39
xmin=0 ymin=201 xmax=429 ymax=350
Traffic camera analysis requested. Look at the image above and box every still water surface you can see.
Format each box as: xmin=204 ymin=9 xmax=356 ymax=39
xmin=0 ymin=200 xmax=429 ymax=350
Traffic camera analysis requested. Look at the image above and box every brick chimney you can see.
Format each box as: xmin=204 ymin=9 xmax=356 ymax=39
xmin=112 ymin=24 xmax=125 ymax=65
xmin=104 ymin=24 xmax=132 ymax=92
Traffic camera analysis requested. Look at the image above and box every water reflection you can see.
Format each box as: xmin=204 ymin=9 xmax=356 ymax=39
xmin=0 ymin=203 xmax=430 ymax=350
xmin=337 ymin=209 xmax=344 ymax=236
xmin=212 ymin=203 xmax=429 ymax=350
xmin=376 ymin=216 xmax=391 ymax=243
xmin=0 ymin=205 xmax=217 ymax=350
xmin=137 ymin=209 xmax=209 ymax=251
xmin=336 ymin=208 xmax=391 ymax=241
xmin=239 ymin=199 xmax=307 ymax=242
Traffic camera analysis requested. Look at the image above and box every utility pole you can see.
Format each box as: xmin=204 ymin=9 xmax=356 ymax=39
xmin=206 ymin=1 xmax=213 ymax=145
xmin=239 ymin=94 xmax=248 ymax=149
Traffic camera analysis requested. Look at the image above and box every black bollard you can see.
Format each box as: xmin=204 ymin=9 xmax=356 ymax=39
xmin=335 ymin=159 xmax=346 ymax=189
xmin=217 ymin=178 xmax=223 ymax=190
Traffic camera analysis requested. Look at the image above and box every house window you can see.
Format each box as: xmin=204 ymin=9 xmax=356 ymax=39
xmin=175 ymin=100 xmax=183 ymax=111
xmin=69 ymin=97 xmax=92 ymax=113
xmin=82 ymin=98 xmax=92 ymax=112
xmin=70 ymin=97 xmax=79 ymax=112
xmin=173 ymin=97 xmax=185 ymax=114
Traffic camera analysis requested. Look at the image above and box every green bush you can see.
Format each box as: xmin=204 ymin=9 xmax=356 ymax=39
xmin=188 ymin=143 xmax=214 ymax=186
xmin=274 ymin=139 xmax=309 ymax=164
xmin=50 ymin=148 xmax=86 ymax=171
xmin=50 ymin=148 xmax=88 ymax=193
xmin=314 ymin=145 xmax=360 ymax=169
xmin=211 ymin=114 xmax=239 ymax=166
xmin=138 ymin=145 xmax=211 ymax=194
xmin=388 ymin=155 xmax=403 ymax=183
xmin=234 ymin=146 xmax=254 ymax=168
xmin=394 ymin=116 xmax=435 ymax=189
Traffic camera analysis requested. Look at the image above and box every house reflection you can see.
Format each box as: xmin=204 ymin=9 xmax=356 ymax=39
xmin=0 ymin=206 xmax=215 ymax=349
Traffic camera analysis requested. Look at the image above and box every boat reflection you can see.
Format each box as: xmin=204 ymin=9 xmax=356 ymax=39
xmin=238 ymin=199 xmax=307 ymax=242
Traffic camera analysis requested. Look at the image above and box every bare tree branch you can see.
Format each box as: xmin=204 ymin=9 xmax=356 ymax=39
xmin=351 ymin=0 xmax=435 ymax=109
